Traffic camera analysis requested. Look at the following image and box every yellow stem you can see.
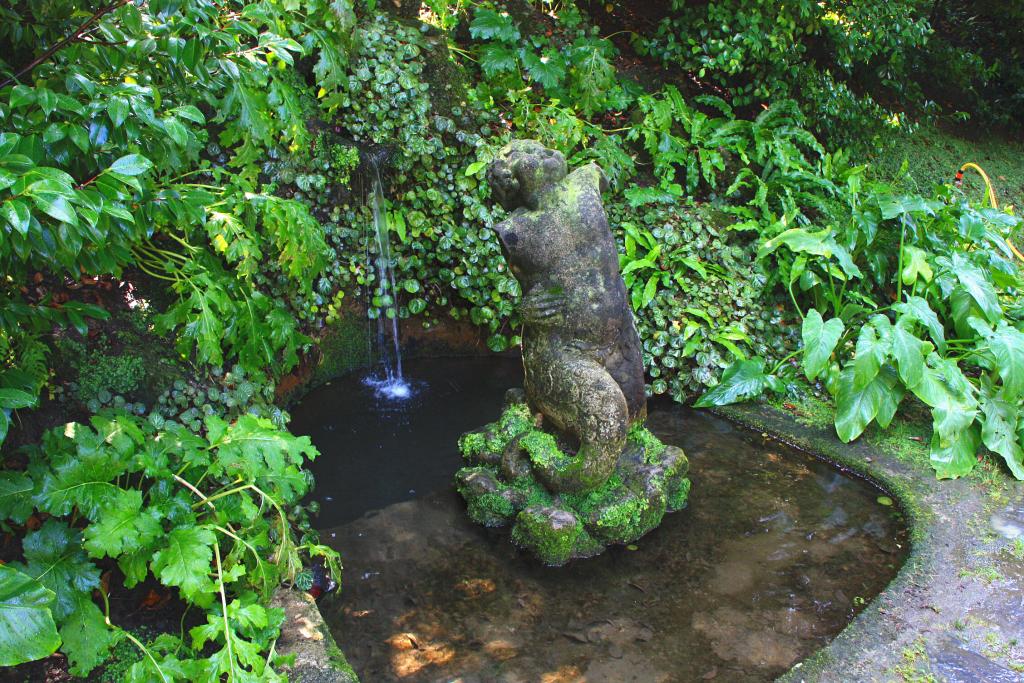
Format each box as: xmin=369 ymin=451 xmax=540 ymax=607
xmin=959 ymin=162 xmax=1024 ymax=264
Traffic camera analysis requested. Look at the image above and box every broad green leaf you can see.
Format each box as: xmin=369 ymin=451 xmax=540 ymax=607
xmin=0 ymin=200 xmax=30 ymax=235
xmin=801 ymin=309 xmax=844 ymax=381
xmin=60 ymin=593 xmax=121 ymax=676
xmin=107 ymin=97 xmax=129 ymax=127
xmin=162 ymin=117 xmax=189 ymax=147
xmin=930 ymin=422 xmax=980 ymax=480
xmin=980 ymin=390 xmax=1024 ymax=480
xmin=834 ymin=365 xmax=904 ymax=442
xmin=891 ymin=320 xmax=930 ymax=389
xmin=0 ymin=471 xmax=35 ymax=524
xmin=951 ymin=253 xmax=1001 ymax=323
xmin=901 ymin=245 xmax=932 ymax=285
xmin=207 ymin=415 xmax=317 ymax=501
xmin=109 ymin=154 xmax=153 ymax=176
xmin=523 ymin=50 xmax=567 ymax=90
xmin=479 ymin=44 xmax=519 ymax=78
xmin=852 ymin=323 xmax=887 ymax=389
xmin=694 ymin=357 xmax=776 ymax=407
xmin=985 ymin=322 xmax=1024 ymax=402
xmin=151 ymin=527 xmax=217 ymax=606
xmin=877 ymin=194 xmax=937 ymax=219
xmin=0 ymin=387 xmax=36 ymax=409
xmin=469 ymin=8 xmax=520 ymax=42
xmin=894 ymin=296 xmax=946 ymax=353
xmin=83 ymin=489 xmax=162 ymax=558
xmin=911 ymin=354 xmax=978 ymax=449
xmin=642 ymin=274 xmax=659 ymax=307
xmin=0 ymin=564 xmax=60 ymax=667
xmin=34 ymin=444 xmax=130 ymax=519
xmin=757 ymin=227 xmax=862 ymax=279
xmin=32 ymin=194 xmax=77 ymax=225
xmin=17 ymin=520 xmax=100 ymax=620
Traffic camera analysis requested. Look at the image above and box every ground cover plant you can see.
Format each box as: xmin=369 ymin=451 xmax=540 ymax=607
xmin=1 ymin=0 xmax=1022 ymax=679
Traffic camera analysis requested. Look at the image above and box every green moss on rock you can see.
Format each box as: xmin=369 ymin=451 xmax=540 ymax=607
xmin=511 ymin=506 xmax=583 ymax=566
xmin=628 ymin=422 xmax=666 ymax=462
xmin=466 ymin=491 xmax=516 ymax=527
xmin=521 ymin=430 xmax=572 ymax=470
xmin=667 ymin=477 xmax=692 ymax=512
xmin=455 ymin=399 xmax=692 ymax=564
xmin=458 ymin=430 xmax=487 ymax=458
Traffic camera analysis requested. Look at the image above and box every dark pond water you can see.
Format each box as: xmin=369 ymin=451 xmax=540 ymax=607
xmin=292 ymin=358 xmax=909 ymax=683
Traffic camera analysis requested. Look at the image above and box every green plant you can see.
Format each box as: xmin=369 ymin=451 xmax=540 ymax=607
xmin=0 ymin=409 xmax=337 ymax=678
xmin=0 ymin=564 xmax=61 ymax=667
xmin=699 ymin=178 xmax=1024 ymax=480
xmin=0 ymin=0 xmax=361 ymax=450
xmin=634 ymin=0 xmax=932 ymax=147
xmin=470 ymin=4 xmax=630 ymax=118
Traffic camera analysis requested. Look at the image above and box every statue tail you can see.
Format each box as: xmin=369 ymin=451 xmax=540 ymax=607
xmin=526 ymin=357 xmax=629 ymax=494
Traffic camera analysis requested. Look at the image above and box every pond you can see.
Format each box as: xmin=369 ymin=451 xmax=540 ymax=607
xmin=292 ymin=358 xmax=909 ymax=682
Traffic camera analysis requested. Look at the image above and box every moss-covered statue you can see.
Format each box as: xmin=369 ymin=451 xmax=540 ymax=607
xmin=454 ymin=140 xmax=691 ymax=565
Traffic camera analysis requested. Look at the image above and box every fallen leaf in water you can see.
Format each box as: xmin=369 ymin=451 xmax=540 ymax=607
xmin=702 ymin=667 xmax=718 ymax=679
xmin=562 ymin=630 xmax=588 ymax=644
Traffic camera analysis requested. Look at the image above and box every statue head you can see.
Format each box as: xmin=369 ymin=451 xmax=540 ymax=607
xmin=486 ymin=140 xmax=568 ymax=211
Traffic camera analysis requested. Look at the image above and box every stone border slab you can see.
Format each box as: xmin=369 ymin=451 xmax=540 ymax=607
xmin=271 ymin=587 xmax=360 ymax=683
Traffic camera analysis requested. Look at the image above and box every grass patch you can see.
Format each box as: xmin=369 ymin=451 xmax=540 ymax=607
xmin=870 ymin=124 xmax=1024 ymax=211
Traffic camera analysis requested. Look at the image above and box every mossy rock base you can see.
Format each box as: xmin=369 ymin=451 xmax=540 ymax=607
xmin=455 ymin=391 xmax=691 ymax=566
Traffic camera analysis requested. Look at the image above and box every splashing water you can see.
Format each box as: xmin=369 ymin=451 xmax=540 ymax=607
xmin=365 ymin=166 xmax=411 ymax=401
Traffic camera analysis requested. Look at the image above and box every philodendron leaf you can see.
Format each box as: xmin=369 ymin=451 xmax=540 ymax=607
xmin=930 ymin=422 xmax=981 ymax=480
xmin=0 ymin=564 xmax=61 ymax=667
xmin=852 ymin=322 xmax=888 ymax=389
xmin=694 ymin=357 xmax=780 ymax=407
xmin=894 ymin=296 xmax=946 ymax=353
xmin=801 ymin=308 xmax=844 ymax=381
xmin=891 ymin=318 xmax=931 ymax=389
xmin=950 ymin=252 xmax=1001 ymax=323
xmin=980 ymin=389 xmax=1024 ymax=480
xmin=911 ymin=354 xmax=978 ymax=451
xmin=756 ymin=227 xmax=862 ymax=279
xmin=834 ymin=364 xmax=904 ymax=442
xmin=985 ymin=322 xmax=1024 ymax=402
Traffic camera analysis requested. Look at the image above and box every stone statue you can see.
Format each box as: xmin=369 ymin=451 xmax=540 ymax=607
xmin=454 ymin=140 xmax=690 ymax=565
xmin=487 ymin=140 xmax=646 ymax=493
